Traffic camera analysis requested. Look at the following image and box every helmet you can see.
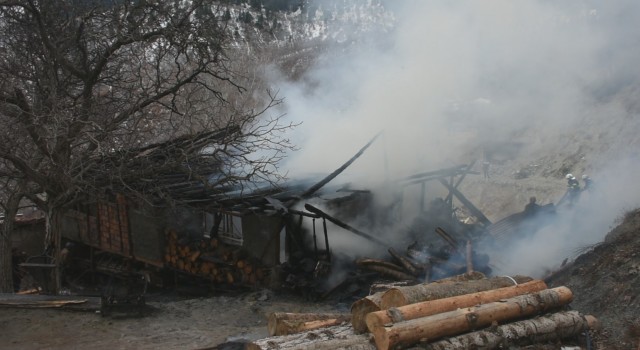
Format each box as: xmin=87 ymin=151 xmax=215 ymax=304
xmin=565 ymin=174 xmax=573 ymax=179
xmin=582 ymin=174 xmax=589 ymax=180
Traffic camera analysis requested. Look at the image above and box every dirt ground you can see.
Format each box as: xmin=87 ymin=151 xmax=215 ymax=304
xmin=547 ymin=208 xmax=640 ymax=350
xmin=0 ymin=289 xmax=344 ymax=350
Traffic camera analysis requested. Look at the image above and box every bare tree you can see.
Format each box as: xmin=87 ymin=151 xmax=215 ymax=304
xmin=0 ymin=0 xmax=296 ymax=292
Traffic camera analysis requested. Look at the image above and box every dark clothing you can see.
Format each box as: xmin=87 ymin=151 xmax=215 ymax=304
xmin=11 ymin=251 xmax=26 ymax=292
xmin=524 ymin=202 xmax=541 ymax=215
xmin=567 ymin=178 xmax=581 ymax=205
xmin=482 ymin=161 xmax=490 ymax=179
xmin=567 ymin=178 xmax=580 ymax=189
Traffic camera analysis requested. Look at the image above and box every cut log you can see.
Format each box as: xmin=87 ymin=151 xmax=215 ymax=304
xmin=429 ymin=271 xmax=485 ymax=284
xmin=369 ymin=281 xmax=414 ymax=295
xmin=189 ymin=250 xmax=201 ymax=262
xmin=366 ymin=279 xmax=547 ymax=332
xmin=409 ymin=311 xmax=599 ymax=349
xmin=268 ymin=312 xmax=351 ymax=336
xmin=388 ymin=248 xmax=421 ymax=277
xmin=380 ymin=275 xmax=532 ymax=309
xmin=373 ymin=286 xmax=573 ymax=350
xmin=351 ymin=291 xmax=385 ymax=334
xmin=357 ymin=263 xmax=416 ymax=282
xmin=247 ymin=325 xmax=375 ymax=350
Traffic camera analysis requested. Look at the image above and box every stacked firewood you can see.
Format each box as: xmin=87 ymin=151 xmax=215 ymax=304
xmin=163 ymin=228 xmax=267 ymax=286
xmin=248 ymin=273 xmax=599 ymax=350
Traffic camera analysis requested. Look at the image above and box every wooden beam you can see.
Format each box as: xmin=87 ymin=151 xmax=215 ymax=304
xmin=438 ymin=179 xmax=491 ymax=225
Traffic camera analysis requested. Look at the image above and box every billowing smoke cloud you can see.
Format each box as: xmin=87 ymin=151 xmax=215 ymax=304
xmin=272 ymin=1 xmax=640 ymax=271
xmin=493 ymin=156 xmax=640 ymax=277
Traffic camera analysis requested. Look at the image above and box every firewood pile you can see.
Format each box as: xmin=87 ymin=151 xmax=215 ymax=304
xmin=163 ymin=228 xmax=268 ymax=286
xmin=248 ymin=273 xmax=599 ymax=350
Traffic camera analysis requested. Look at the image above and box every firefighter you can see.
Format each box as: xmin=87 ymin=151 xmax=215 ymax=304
xmin=566 ymin=174 xmax=581 ymax=204
xmin=11 ymin=248 xmax=27 ymax=292
xmin=582 ymin=174 xmax=593 ymax=192
xmin=524 ymin=196 xmax=541 ymax=216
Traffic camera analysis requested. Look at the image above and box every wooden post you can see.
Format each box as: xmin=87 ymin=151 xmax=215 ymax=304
xmin=465 ymin=240 xmax=473 ymax=274
xmin=373 ymin=287 xmax=574 ymax=350
xmin=305 ymin=204 xmax=390 ymax=247
xmin=366 ymin=280 xmax=548 ymax=332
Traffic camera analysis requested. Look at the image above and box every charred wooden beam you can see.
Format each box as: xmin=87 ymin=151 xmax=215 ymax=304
xmin=356 ymin=259 xmax=417 ymax=282
xmin=445 ymin=161 xmax=476 ymax=205
xmin=438 ymin=179 xmax=491 ymax=225
xmin=304 ymin=204 xmax=391 ymax=247
xmin=298 ymin=132 xmax=381 ymax=201
xmin=434 ymin=227 xmax=459 ymax=252
xmin=465 ymin=240 xmax=473 ymax=274
xmin=388 ymin=248 xmax=422 ymax=277
xmin=399 ymin=165 xmax=469 ymax=182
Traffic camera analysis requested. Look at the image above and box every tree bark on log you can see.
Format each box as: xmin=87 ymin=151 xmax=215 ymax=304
xmin=351 ymin=291 xmax=385 ymax=334
xmin=429 ymin=271 xmax=486 ymax=284
xmin=247 ymin=325 xmax=375 ymax=350
xmin=351 ymin=272 xmax=485 ymax=334
xmin=380 ymin=275 xmax=533 ymax=309
xmin=408 ymin=311 xmax=599 ymax=350
xmin=267 ymin=312 xmax=351 ymax=336
xmin=366 ymin=279 xmax=548 ymax=332
xmin=373 ymin=286 xmax=573 ymax=350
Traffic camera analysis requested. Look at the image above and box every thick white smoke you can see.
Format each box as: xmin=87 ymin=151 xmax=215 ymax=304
xmin=273 ymin=0 xmax=640 ymax=271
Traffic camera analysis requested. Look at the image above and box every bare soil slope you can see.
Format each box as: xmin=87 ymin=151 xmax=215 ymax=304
xmin=547 ymin=209 xmax=640 ymax=350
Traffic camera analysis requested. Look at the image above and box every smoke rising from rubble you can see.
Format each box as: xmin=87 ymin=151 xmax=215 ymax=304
xmin=274 ymin=1 xmax=640 ymax=270
xmin=495 ymin=157 xmax=640 ymax=277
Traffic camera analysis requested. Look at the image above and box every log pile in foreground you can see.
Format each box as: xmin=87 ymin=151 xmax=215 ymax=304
xmin=248 ymin=273 xmax=599 ymax=350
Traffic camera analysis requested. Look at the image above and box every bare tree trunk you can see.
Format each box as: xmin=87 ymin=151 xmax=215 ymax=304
xmin=43 ymin=206 xmax=62 ymax=294
xmin=0 ymin=188 xmax=23 ymax=293
xmin=0 ymin=223 xmax=15 ymax=293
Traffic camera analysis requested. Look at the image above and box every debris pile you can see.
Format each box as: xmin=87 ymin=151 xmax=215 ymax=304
xmin=248 ymin=273 xmax=598 ymax=349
